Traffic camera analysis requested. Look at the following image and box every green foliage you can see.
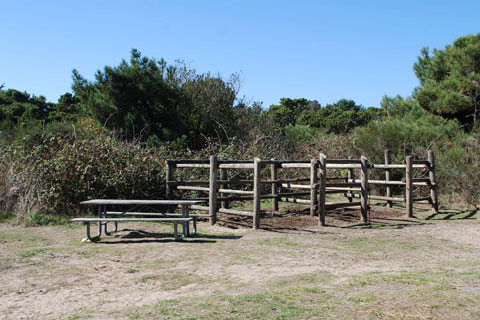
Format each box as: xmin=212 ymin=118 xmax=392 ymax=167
xmin=72 ymin=49 xmax=240 ymax=148
xmin=380 ymin=94 xmax=417 ymax=118
xmin=182 ymin=72 xmax=238 ymax=146
xmin=0 ymin=89 xmax=54 ymax=129
xmin=0 ymin=210 xmax=15 ymax=223
xmin=72 ymin=49 xmax=186 ymax=141
xmin=25 ymin=212 xmax=70 ymax=226
xmin=297 ymin=99 xmax=380 ymax=134
xmin=232 ymin=102 xmax=284 ymax=158
xmin=283 ymin=125 xmax=321 ymax=153
xmin=48 ymin=93 xmax=81 ymax=121
xmin=435 ymin=133 xmax=480 ymax=205
xmin=263 ymin=98 xmax=379 ymax=135
xmin=263 ymin=98 xmax=315 ymax=129
xmin=414 ymin=33 xmax=480 ymax=128
xmin=351 ymin=106 xmax=460 ymax=162
xmin=351 ymin=107 xmax=480 ymax=204
xmin=0 ymin=124 xmax=175 ymax=217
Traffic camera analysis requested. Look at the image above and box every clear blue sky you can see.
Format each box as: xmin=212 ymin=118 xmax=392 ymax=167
xmin=1 ymin=0 xmax=479 ymax=108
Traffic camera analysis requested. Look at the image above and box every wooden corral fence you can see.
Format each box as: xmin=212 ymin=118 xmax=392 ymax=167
xmin=166 ymin=150 xmax=439 ymax=229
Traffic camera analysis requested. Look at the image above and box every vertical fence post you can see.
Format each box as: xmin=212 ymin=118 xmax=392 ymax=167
xmin=166 ymin=160 xmax=174 ymax=198
xmin=385 ymin=150 xmax=393 ymax=208
xmin=166 ymin=160 xmax=175 ymax=213
xmin=360 ymin=156 xmax=369 ymax=223
xmin=271 ymin=159 xmax=279 ymax=212
xmin=428 ymin=150 xmax=439 ymax=214
xmin=310 ymin=158 xmax=319 ymax=216
xmin=253 ymin=158 xmax=262 ymax=229
xmin=209 ymin=155 xmax=218 ymax=225
xmin=346 ymin=156 xmax=354 ymax=202
xmin=405 ymin=155 xmax=413 ymax=218
xmin=318 ymin=153 xmax=327 ymax=226
xmin=220 ymin=168 xmax=229 ymax=209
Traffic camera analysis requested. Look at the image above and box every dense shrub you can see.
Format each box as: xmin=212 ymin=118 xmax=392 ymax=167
xmin=435 ymin=133 xmax=480 ymax=206
xmin=350 ymin=108 xmax=480 ymax=206
xmin=0 ymin=125 xmax=174 ymax=219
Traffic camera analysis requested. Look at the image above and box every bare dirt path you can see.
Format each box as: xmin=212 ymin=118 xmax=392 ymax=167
xmin=1 ymin=207 xmax=480 ymax=319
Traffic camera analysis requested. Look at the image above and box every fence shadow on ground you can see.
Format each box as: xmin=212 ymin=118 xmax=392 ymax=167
xmin=211 ymin=204 xmax=477 ymax=233
xmin=218 ymin=207 xmax=429 ymax=233
xmin=259 ymin=224 xmax=335 ymax=235
xmin=327 ymin=215 xmax=427 ymax=230
xmin=98 ymin=228 xmax=242 ymax=244
xmin=216 ymin=213 xmax=336 ymax=235
xmin=426 ymin=208 xmax=479 ymax=220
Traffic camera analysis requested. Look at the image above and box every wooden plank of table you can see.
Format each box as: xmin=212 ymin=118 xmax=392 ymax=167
xmin=106 ymin=211 xmax=211 ymax=217
xmin=80 ymin=199 xmax=204 ymax=205
xmin=72 ymin=217 xmax=192 ymax=222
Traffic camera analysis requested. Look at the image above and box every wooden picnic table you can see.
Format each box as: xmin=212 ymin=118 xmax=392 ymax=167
xmin=73 ymin=199 xmax=205 ymax=242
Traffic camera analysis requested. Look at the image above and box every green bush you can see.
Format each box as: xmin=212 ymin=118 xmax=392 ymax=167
xmin=350 ymin=108 xmax=480 ymax=206
xmin=0 ymin=125 xmax=174 ymax=219
xmin=435 ymin=134 xmax=480 ymax=205
xmin=283 ymin=125 xmax=322 ymax=154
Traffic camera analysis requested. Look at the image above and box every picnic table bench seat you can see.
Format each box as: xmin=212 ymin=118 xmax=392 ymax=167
xmin=71 ymin=217 xmax=192 ymax=242
xmin=105 ymin=211 xmax=212 ymax=235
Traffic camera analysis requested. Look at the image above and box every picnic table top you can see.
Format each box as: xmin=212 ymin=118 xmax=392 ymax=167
xmin=80 ymin=199 xmax=204 ymax=205
xmin=71 ymin=217 xmax=192 ymax=222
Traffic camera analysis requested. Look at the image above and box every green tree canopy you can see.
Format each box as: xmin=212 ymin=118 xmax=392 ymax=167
xmin=380 ymin=94 xmax=417 ymax=118
xmin=48 ymin=93 xmax=81 ymax=121
xmin=264 ymin=98 xmax=314 ymax=128
xmin=72 ymin=49 xmax=186 ymax=141
xmin=0 ymin=89 xmax=53 ymax=128
xmin=297 ymin=99 xmax=380 ymax=134
xmin=182 ymin=73 xmax=239 ymax=146
xmin=414 ymin=33 xmax=480 ymax=128
xmin=72 ymin=49 xmax=240 ymax=147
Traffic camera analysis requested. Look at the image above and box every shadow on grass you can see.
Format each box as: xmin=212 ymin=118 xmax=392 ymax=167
xmin=259 ymin=225 xmax=335 ymax=235
xmin=425 ymin=208 xmax=479 ymax=220
xmin=326 ymin=218 xmax=427 ymax=230
xmin=214 ymin=205 xmax=432 ymax=232
xmin=98 ymin=228 xmax=242 ymax=244
xmin=322 ymin=207 xmax=428 ymax=230
xmin=335 ymin=221 xmax=425 ymax=230
xmin=216 ymin=212 xmax=334 ymax=235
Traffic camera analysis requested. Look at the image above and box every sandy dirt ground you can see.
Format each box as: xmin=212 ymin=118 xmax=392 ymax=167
xmin=1 ymin=205 xmax=480 ymax=319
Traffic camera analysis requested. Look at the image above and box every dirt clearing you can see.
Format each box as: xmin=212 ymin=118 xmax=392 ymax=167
xmin=1 ymin=205 xmax=480 ymax=319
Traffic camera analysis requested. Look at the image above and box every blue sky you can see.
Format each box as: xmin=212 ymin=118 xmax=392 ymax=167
xmin=1 ymin=0 xmax=479 ymax=108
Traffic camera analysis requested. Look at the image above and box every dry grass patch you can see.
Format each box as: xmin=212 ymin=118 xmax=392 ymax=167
xmin=1 ymin=211 xmax=480 ymax=319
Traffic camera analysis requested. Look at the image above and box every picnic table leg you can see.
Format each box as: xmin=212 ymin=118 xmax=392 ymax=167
xmin=87 ymin=206 xmax=102 ymax=240
xmin=173 ymin=222 xmax=180 ymax=241
xmin=186 ymin=204 xmax=197 ymax=236
xmin=182 ymin=205 xmax=190 ymax=237
xmin=104 ymin=222 xmax=113 ymax=235
xmin=82 ymin=222 xmax=100 ymax=242
xmin=84 ymin=222 xmax=91 ymax=241
xmin=192 ymin=217 xmax=197 ymax=236
xmin=103 ymin=204 xmax=114 ymax=236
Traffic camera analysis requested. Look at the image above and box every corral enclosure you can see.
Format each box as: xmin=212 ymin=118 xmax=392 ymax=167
xmin=166 ymin=150 xmax=438 ymax=229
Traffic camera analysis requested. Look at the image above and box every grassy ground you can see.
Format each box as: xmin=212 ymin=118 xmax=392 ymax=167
xmin=1 ymin=206 xmax=480 ymax=319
